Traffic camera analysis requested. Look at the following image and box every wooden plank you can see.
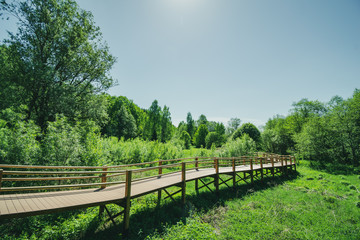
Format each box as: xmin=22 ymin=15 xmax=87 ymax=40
xmin=4 ymin=195 xmax=17 ymax=214
xmin=0 ymin=194 xmax=9 ymax=215
xmin=9 ymin=194 xmax=25 ymax=213
xmin=16 ymin=194 xmax=34 ymax=212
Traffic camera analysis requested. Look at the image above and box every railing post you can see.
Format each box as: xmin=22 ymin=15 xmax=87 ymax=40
xmin=101 ymin=165 xmax=108 ymax=189
xmin=260 ymin=157 xmax=264 ymax=180
xmin=195 ymin=157 xmax=199 ymax=194
xmin=215 ymin=158 xmax=219 ymax=194
xmin=293 ymin=156 xmax=297 ymax=171
xmin=250 ymin=157 xmax=254 ymax=184
xmin=271 ymin=155 xmax=275 ymax=177
xmin=232 ymin=157 xmax=236 ymax=189
xmin=124 ymin=170 xmax=132 ymax=234
xmin=181 ymin=162 xmax=186 ymax=205
xmin=285 ymin=156 xmax=288 ymax=173
xmin=0 ymin=169 xmax=3 ymax=190
xmin=158 ymin=160 xmax=163 ymax=176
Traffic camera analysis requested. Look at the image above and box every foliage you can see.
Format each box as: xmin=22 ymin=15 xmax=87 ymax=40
xmin=0 ymin=0 xmax=116 ymax=130
xmin=220 ymin=134 xmax=256 ymax=157
xmin=232 ymin=122 xmax=261 ymax=143
xmin=0 ymin=108 xmax=41 ymax=165
xmin=180 ymin=130 xmax=191 ymax=149
xmin=205 ymin=132 xmax=221 ymax=149
xmin=197 ymin=114 xmax=208 ymax=126
xmin=295 ymin=89 xmax=360 ymax=167
xmin=193 ymin=124 xmax=209 ymax=148
xmin=102 ymin=95 xmax=144 ymax=139
xmin=143 ymin=100 xmax=174 ymax=142
xmin=226 ymin=117 xmax=241 ymax=135
xmin=262 ymin=116 xmax=294 ymax=154
xmin=186 ymin=112 xmax=195 ymax=140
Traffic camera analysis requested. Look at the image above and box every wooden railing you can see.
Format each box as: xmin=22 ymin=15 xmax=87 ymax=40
xmin=0 ymin=153 xmax=295 ymax=193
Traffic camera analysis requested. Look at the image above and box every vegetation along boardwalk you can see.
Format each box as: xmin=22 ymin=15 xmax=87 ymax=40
xmin=0 ymin=153 xmax=296 ymax=233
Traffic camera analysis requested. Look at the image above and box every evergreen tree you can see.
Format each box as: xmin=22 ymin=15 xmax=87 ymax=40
xmin=193 ymin=124 xmax=209 ymax=148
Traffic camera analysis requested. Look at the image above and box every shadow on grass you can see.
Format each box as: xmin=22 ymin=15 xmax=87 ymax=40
xmin=303 ymin=160 xmax=359 ymax=175
xmin=81 ymin=170 xmax=299 ymax=240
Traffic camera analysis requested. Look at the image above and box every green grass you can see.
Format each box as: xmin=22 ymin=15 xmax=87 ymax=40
xmin=148 ymin=161 xmax=360 ymax=240
xmin=1 ymin=161 xmax=360 ymax=239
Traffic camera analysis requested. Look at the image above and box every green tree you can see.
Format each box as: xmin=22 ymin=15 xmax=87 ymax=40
xmin=186 ymin=112 xmax=195 ymax=140
xmin=144 ymin=100 xmax=161 ymax=141
xmin=160 ymin=105 xmax=172 ymax=142
xmin=262 ymin=115 xmax=295 ymax=154
xmin=193 ymin=124 xmax=209 ymax=148
xmin=114 ymin=105 xmax=137 ymax=139
xmin=226 ymin=117 xmax=241 ymax=135
xmin=233 ymin=123 xmax=261 ymax=143
xmin=197 ymin=114 xmax=208 ymax=126
xmin=205 ymin=132 xmax=221 ymax=148
xmin=0 ymin=0 xmax=115 ymax=130
xmin=180 ymin=130 xmax=191 ymax=149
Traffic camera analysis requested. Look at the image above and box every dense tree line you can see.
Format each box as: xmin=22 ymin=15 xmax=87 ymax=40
xmin=262 ymin=90 xmax=360 ymax=167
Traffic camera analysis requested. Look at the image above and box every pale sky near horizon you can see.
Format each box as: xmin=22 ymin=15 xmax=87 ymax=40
xmin=1 ymin=0 xmax=359 ymax=128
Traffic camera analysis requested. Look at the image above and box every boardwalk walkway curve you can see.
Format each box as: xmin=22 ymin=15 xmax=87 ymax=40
xmin=0 ymin=152 xmax=296 ymax=233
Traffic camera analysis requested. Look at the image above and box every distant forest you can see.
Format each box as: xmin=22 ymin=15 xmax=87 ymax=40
xmin=1 ymin=0 xmax=359 ymax=169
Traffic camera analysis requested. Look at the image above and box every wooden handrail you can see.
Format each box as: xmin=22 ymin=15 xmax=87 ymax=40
xmin=3 ymin=170 xmax=126 ymax=175
xmin=0 ymin=153 xmax=294 ymax=193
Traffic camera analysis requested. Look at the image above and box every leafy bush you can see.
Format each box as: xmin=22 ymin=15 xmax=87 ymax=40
xmin=220 ymin=134 xmax=256 ymax=157
xmin=0 ymin=108 xmax=41 ymax=165
xmin=180 ymin=131 xmax=191 ymax=149
xmin=205 ymin=132 xmax=221 ymax=149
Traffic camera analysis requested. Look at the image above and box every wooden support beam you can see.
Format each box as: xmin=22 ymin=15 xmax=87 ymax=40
xmin=218 ymin=176 xmax=232 ymax=188
xmin=214 ymin=158 xmax=219 ymax=194
xmin=236 ymin=172 xmax=250 ymax=184
xmin=157 ymin=190 xmax=161 ymax=207
xmin=0 ymin=169 xmax=3 ymax=190
xmin=294 ymin=156 xmax=297 ymax=171
xmin=232 ymin=157 xmax=236 ymax=189
xmin=181 ymin=162 xmax=186 ymax=205
xmin=195 ymin=157 xmax=199 ymax=193
xmin=250 ymin=158 xmax=254 ymax=184
xmin=99 ymin=205 xmax=104 ymax=216
xmin=123 ymin=170 xmax=132 ymax=233
xmin=163 ymin=188 xmax=177 ymax=202
xmin=198 ymin=178 xmax=215 ymax=193
xmin=104 ymin=205 xmax=117 ymax=225
xmin=271 ymin=155 xmax=275 ymax=177
xmin=105 ymin=208 xmax=125 ymax=224
xmin=163 ymin=188 xmax=182 ymax=201
xmin=260 ymin=157 xmax=264 ymax=181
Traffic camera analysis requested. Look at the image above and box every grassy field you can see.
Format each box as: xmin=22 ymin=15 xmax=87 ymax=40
xmin=1 ymin=161 xmax=360 ymax=239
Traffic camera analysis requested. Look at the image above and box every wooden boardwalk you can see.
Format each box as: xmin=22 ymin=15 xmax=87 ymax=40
xmin=0 ymin=154 xmax=296 ymax=232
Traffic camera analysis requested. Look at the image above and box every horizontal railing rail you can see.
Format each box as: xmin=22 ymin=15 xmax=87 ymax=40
xmin=0 ymin=153 xmax=295 ymax=193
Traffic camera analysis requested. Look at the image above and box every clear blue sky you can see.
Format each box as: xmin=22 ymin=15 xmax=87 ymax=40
xmin=1 ymin=0 xmax=359 ymax=127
